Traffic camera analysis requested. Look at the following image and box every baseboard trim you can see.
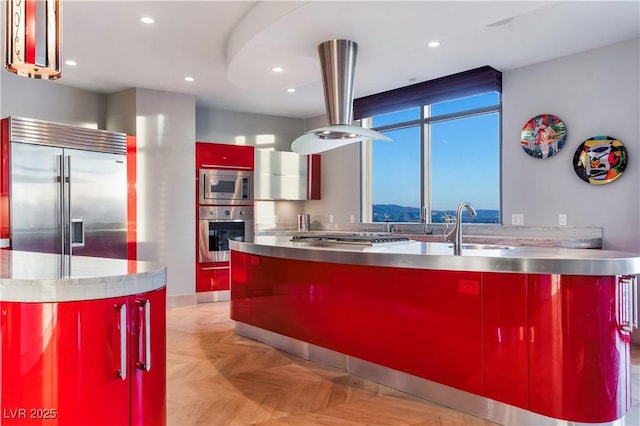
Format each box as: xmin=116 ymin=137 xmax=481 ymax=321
xmin=197 ymin=290 xmax=230 ymax=303
xmin=166 ymin=293 xmax=197 ymax=308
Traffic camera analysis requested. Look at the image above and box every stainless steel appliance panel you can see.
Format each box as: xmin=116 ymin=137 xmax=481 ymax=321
xmin=10 ymin=143 xmax=61 ymax=254
xmin=199 ymin=169 xmax=252 ymax=205
xmin=198 ymin=206 xmax=254 ymax=263
xmin=66 ymin=148 xmax=127 ymax=258
xmin=10 ymin=142 xmax=127 ymax=258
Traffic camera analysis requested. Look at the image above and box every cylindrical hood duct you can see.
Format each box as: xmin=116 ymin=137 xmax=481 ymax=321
xmin=319 ymin=39 xmax=356 ymax=126
xmin=291 ymin=39 xmax=391 ymax=155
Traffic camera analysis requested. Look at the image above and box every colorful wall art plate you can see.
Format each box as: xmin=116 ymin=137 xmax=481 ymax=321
xmin=573 ymin=136 xmax=628 ymax=185
xmin=520 ymin=114 xmax=567 ymax=159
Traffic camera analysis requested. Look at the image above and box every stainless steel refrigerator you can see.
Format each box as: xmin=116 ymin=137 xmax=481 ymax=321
xmin=4 ymin=116 xmax=128 ymax=259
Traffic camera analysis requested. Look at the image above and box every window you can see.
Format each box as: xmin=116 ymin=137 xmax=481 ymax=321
xmin=355 ymin=66 xmax=502 ymax=224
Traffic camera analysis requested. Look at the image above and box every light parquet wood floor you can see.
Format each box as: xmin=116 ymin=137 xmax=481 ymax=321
xmin=167 ymin=302 xmax=640 ymax=426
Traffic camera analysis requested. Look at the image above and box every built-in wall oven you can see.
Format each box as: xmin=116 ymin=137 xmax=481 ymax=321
xmin=199 ymin=169 xmax=252 ymax=205
xmin=196 ymin=143 xmax=255 ymax=295
xmin=198 ymin=206 xmax=254 ymax=263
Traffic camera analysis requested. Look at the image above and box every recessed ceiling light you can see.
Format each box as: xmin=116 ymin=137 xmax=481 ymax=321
xmin=287 ymin=88 xmax=296 ymax=93
xmin=140 ymin=16 xmax=155 ymax=24
xmin=428 ymin=41 xmax=440 ymax=48
xmin=65 ymin=60 xmax=77 ymax=66
xmin=271 ymin=67 xmax=284 ymax=73
xmin=184 ymin=77 xmax=194 ymax=82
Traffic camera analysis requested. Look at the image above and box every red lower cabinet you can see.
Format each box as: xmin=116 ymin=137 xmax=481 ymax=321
xmin=230 ymin=251 xmax=633 ymax=423
xmin=483 ymin=273 xmax=528 ymax=407
xmin=0 ymin=287 xmax=166 ymax=425
xmin=196 ymin=262 xmax=230 ymax=292
xmin=528 ymin=275 xmax=630 ymax=423
xmin=230 ymin=252 xmax=483 ymax=394
xmin=130 ymin=288 xmax=166 ymax=426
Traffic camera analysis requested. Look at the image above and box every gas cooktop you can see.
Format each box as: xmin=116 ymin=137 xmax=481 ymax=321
xmin=290 ymin=234 xmax=411 ymax=245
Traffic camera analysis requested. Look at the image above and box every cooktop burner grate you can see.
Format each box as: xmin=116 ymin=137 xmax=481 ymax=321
xmin=290 ymin=234 xmax=411 ymax=245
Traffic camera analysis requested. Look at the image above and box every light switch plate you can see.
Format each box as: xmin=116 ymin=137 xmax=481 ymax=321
xmin=512 ymin=214 xmax=524 ymax=225
xmin=559 ymin=214 xmax=567 ymax=226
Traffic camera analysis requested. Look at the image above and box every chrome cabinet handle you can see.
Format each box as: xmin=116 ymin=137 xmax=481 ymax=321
xmin=628 ymin=275 xmax=638 ymax=330
xmin=201 ymin=266 xmax=230 ymax=271
xmin=634 ymin=276 xmax=639 ymax=330
xmin=117 ymin=303 xmax=127 ymax=380
xmin=618 ymin=275 xmax=637 ymax=332
xmin=137 ymin=299 xmax=151 ymax=372
xmin=200 ymin=164 xmax=252 ymax=170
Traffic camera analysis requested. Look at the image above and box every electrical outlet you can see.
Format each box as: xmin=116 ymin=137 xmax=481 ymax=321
xmin=350 ymin=214 xmax=355 ymax=223
xmin=559 ymin=213 xmax=567 ymax=226
xmin=329 ymin=214 xmax=334 ymax=224
xmin=512 ymin=214 xmax=524 ymax=226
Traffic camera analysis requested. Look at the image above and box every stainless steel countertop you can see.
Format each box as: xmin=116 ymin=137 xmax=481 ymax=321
xmin=230 ymin=236 xmax=640 ymax=276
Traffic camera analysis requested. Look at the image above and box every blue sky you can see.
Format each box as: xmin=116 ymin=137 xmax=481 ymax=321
xmin=371 ymin=93 xmax=500 ymax=211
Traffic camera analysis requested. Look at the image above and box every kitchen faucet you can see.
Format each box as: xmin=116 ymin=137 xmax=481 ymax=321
xmin=444 ymin=201 xmax=477 ymax=255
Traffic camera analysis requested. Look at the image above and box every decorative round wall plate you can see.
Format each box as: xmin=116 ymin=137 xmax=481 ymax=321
xmin=573 ymin=136 xmax=628 ymax=185
xmin=520 ymin=114 xmax=567 ymax=158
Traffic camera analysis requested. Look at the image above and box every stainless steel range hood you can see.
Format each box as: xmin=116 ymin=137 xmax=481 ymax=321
xmin=291 ymin=39 xmax=391 ymax=155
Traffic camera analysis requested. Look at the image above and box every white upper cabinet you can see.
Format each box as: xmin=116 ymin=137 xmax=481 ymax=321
xmin=254 ymin=150 xmax=309 ymax=200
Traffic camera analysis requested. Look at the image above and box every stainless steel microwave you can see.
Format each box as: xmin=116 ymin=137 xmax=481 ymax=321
xmin=199 ymin=169 xmax=253 ymax=205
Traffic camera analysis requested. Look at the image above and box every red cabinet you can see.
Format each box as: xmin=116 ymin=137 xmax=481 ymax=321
xmin=483 ymin=272 xmax=528 ymax=407
xmin=528 ymin=275 xmax=630 ymax=423
xmin=196 ymin=262 xmax=230 ymax=292
xmin=307 ymin=154 xmax=321 ymax=200
xmin=130 ymin=287 xmax=166 ymax=426
xmin=195 ymin=142 xmax=254 ymax=294
xmin=196 ymin=141 xmax=254 ymax=171
xmin=0 ymin=287 xmax=166 ymax=425
xmin=230 ymin=251 xmax=633 ymax=423
xmin=230 ymin=252 xmax=483 ymax=394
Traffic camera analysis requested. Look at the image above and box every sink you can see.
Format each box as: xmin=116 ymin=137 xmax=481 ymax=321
xmin=447 ymin=243 xmax=514 ymax=250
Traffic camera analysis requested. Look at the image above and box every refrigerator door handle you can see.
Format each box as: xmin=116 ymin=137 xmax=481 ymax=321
xmin=57 ymin=154 xmax=66 ymax=255
xmin=64 ymin=155 xmax=72 ymax=255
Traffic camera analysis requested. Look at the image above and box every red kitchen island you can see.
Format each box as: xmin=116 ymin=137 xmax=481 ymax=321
xmin=0 ymin=250 xmax=167 ymax=426
xmin=230 ymin=235 xmax=640 ymax=425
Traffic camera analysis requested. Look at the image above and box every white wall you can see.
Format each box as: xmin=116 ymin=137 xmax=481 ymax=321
xmin=196 ymin=107 xmax=304 ymax=151
xmin=106 ymin=89 xmax=137 ymax=135
xmin=134 ymin=89 xmax=196 ymax=302
xmin=503 ymin=38 xmax=639 ymax=252
xmin=0 ymin=71 xmax=106 ymax=128
xmin=288 ymin=115 xmax=362 ymax=229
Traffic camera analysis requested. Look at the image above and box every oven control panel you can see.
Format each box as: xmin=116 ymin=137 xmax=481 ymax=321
xmin=199 ymin=206 xmax=254 ymax=220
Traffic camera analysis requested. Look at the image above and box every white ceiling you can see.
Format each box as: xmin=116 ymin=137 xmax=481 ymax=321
xmin=56 ymin=0 xmax=640 ymax=120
